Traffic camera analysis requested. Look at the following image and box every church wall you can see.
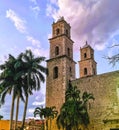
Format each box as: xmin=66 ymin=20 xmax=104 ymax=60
xmin=72 ymin=71 xmax=119 ymax=130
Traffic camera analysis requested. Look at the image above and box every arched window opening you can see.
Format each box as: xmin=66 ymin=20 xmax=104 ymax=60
xmin=66 ymin=29 xmax=68 ymax=36
xmin=53 ymin=67 xmax=58 ymax=79
xmin=55 ymin=46 xmax=59 ymax=56
xmin=68 ymin=48 xmax=70 ymax=56
xmin=84 ymin=53 xmax=87 ymax=58
xmin=70 ymin=67 xmax=72 ymax=76
xmin=91 ymin=53 xmax=93 ymax=58
xmin=93 ymin=68 xmax=95 ymax=75
xmin=56 ymin=28 xmax=60 ymax=35
xmin=84 ymin=68 xmax=87 ymax=75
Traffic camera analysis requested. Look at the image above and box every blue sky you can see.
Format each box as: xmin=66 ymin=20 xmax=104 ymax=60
xmin=0 ymin=0 xmax=119 ymax=120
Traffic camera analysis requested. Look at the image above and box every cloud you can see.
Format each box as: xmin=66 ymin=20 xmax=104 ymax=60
xmin=26 ymin=46 xmax=49 ymax=58
xmin=29 ymin=0 xmax=40 ymax=17
xmin=30 ymin=6 xmax=40 ymax=16
xmin=6 ymin=9 xmax=27 ymax=33
xmin=32 ymin=101 xmax=45 ymax=106
xmin=46 ymin=0 xmax=119 ymax=50
xmin=28 ymin=108 xmax=35 ymax=113
xmin=26 ymin=36 xmax=41 ymax=48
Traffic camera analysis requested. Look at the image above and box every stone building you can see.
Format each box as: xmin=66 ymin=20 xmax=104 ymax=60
xmin=46 ymin=17 xmax=119 ymax=130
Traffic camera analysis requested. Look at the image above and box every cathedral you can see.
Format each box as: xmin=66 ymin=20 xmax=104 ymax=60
xmin=46 ymin=17 xmax=119 ymax=130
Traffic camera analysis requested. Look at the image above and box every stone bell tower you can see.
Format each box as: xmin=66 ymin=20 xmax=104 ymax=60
xmin=79 ymin=42 xmax=97 ymax=78
xmin=46 ymin=17 xmax=76 ymax=112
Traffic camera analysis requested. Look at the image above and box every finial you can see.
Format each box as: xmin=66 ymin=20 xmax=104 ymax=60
xmin=57 ymin=16 xmax=64 ymax=22
xmin=86 ymin=41 xmax=88 ymax=45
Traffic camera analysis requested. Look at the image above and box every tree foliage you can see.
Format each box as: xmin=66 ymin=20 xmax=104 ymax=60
xmin=0 ymin=50 xmax=47 ymax=130
xmin=57 ymin=82 xmax=94 ymax=130
xmin=34 ymin=106 xmax=58 ymax=130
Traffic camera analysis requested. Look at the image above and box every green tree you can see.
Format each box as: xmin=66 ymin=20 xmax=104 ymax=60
xmin=0 ymin=54 xmax=25 ymax=130
xmin=34 ymin=106 xmax=58 ymax=130
xmin=57 ymin=82 xmax=94 ymax=130
xmin=21 ymin=50 xmax=48 ymax=129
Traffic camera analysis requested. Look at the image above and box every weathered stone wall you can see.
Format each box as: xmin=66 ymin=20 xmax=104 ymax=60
xmin=72 ymin=71 xmax=119 ymax=130
xmin=46 ymin=56 xmax=75 ymax=112
xmin=46 ymin=56 xmax=76 ymax=130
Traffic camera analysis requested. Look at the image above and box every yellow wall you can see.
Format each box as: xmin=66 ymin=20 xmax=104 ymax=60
xmin=0 ymin=120 xmax=9 ymax=130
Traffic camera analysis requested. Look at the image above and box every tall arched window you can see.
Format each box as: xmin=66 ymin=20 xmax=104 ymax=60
xmin=66 ymin=29 xmax=68 ymax=36
xmin=84 ymin=53 xmax=87 ymax=58
xmin=84 ymin=68 xmax=87 ymax=75
xmin=55 ymin=46 xmax=59 ymax=56
xmin=56 ymin=28 xmax=60 ymax=35
xmin=70 ymin=67 xmax=72 ymax=76
xmin=67 ymin=48 xmax=70 ymax=56
xmin=53 ymin=66 xmax=58 ymax=79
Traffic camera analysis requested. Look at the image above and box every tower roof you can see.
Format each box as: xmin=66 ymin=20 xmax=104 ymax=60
xmin=83 ymin=41 xmax=90 ymax=48
xmin=57 ymin=16 xmax=64 ymax=22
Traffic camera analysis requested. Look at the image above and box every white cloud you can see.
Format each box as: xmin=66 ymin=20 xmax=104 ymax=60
xmin=6 ymin=9 xmax=27 ymax=33
xmin=29 ymin=0 xmax=40 ymax=17
xmin=30 ymin=6 xmax=40 ymax=16
xmin=46 ymin=4 xmax=58 ymax=19
xmin=28 ymin=108 xmax=35 ymax=113
xmin=26 ymin=46 xmax=49 ymax=58
xmin=26 ymin=36 xmax=41 ymax=48
xmin=46 ymin=0 xmax=119 ymax=50
xmin=32 ymin=101 xmax=45 ymax=106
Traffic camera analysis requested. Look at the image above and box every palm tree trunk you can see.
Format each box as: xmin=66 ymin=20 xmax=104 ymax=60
xmin=46 ymin=119 xmax=48 ymax=130
xmin=10 ymin=91 xmax=15 ymax=130
xmin=15 ymin=95 xmax=20 ymax=130
xmin=21 ymin=94 xmax=28 ymax=129
xmin=50 ymin=118 xmax=51 ymax=130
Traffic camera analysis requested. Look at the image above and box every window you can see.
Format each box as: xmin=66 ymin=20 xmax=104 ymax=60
xmin=70 ymin=67 xmax=72 ymax=76
xmin=53 ymin=67 xmax=58 ymax=79
xmin=56 ymin=28 xmax=60 ymax=35
xmin=84 ymin=53 xmax=87 ymax=58
xmin=91 ymin=53 xmax=93 ymax=58
xmin=84 ymin=68 xmax=87 ymax=75
xmin=67 ymin=48 xmax=70 ymax=56
xmin=66 ymin=29 xmax=68 ymax=36
xmin=55 ymin=46 xmax=59 ymax=56
xmin=93 ymin=68 xmax=96 ymax=75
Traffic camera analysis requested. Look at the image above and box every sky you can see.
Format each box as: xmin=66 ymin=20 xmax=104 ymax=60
xmin=0 ymin=0 xmax=119 ymax=120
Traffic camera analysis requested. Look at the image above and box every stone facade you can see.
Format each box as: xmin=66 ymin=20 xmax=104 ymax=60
xmin=72 ymin=71 xmax=119 ymax=130
xmin=46 ymin=17 xmax=75 ymax=113
xmin=46 ymin=17 xmax=119 ymax=130
xmin=79 ymin=43 xmax=97 ymax=78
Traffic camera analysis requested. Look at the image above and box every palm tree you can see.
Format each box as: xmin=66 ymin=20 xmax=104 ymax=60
xmin=21 ymin=50 xmax=48 ymax=129
xmin=0 ymin=54 xmax=25 ymax=130
xmin=57 ymin=82 xmax=94 ymax=130
xmin=34 ymin=106 xmax=46 ymax=130
xmin=13 ymin=53 xmax=26 ymax=130
xmin=34 ymin=106 xmax=58 ymax=130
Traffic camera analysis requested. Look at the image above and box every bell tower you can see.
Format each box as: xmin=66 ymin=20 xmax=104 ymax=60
xmin=79 ymin=42 xmax=97 ymax=78
xmin=46 ymin=17 xmax=76 ymax=112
